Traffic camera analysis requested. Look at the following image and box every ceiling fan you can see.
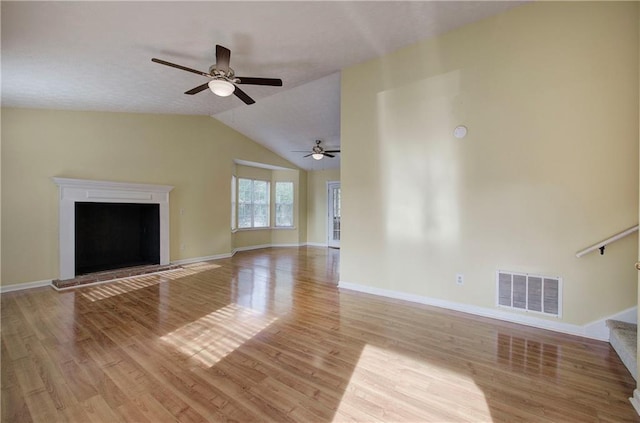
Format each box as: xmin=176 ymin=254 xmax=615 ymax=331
xmin=295 ymin=140 xmax=340 ymax=160
xmin=151 ymin=45 xmax=283 ymax=105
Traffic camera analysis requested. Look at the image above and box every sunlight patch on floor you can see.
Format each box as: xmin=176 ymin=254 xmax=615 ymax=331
xmin=181 ymin=262 xmax=222 ymax=272
xmin=79 ymin=275 xmax=165 ymax=301
xmin=160 ymin=303 xmax=277 ymax=368
xmin=79 ymin=263 xmax=221 ymax=302
xmin=333 ymin=344 xmax=491 ymax=422
xmin=158 ymin=264 xmax=221 ymax=281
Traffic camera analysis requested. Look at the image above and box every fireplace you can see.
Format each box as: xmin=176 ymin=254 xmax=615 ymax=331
xmin=53 ymin=178 xmax=173 ymax=280
xmin=75 ymin=202 xmax=160 ymax=275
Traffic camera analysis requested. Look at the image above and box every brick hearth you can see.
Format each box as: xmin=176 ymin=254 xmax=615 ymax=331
xmin=52 ymin=263 xmax=181 ymax=289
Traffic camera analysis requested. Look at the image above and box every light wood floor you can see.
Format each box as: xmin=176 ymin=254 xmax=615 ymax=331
xmin=2 ymin=246 xmax=638 ymax=422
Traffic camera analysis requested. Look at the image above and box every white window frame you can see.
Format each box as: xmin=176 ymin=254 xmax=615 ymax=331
xmin=231 ymin=175 xmax=237 ymax=230
xmin=237 ymin=178 xmax=270 ymax=229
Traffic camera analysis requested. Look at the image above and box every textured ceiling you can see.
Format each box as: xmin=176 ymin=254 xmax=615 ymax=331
xmin=1 ymin=1 xmax=524 ymax=171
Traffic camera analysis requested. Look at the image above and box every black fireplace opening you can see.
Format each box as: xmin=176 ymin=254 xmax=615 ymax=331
xmin=75 ymin=202 xmax=160 ymax=276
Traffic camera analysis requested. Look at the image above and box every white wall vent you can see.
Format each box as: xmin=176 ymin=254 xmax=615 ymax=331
xmin=497 ymin=271 xmax=562 ymax=317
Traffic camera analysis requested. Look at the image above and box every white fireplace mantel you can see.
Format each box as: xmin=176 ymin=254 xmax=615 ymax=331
xmin=52 ymin=177 xmax=174 ymax=280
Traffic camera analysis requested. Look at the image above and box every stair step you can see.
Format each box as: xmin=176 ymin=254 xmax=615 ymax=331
xmin=606 ymin=319 xmax=637 ymax=381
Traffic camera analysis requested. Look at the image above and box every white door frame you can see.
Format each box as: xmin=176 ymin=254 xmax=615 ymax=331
xmin=327 ymin=181 xmax=341 ymax=248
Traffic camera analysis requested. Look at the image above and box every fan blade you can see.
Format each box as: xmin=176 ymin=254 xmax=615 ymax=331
xmin=324 ymin=150 xmax=341 ymax=153
xmin=303 ymin=153 xmax=313 ymax=158
xmin=216 ymin=45 xmax=231 ymax=73
xmin=323 ymin=153 xmax=336 ymax=158
xmin=151 ymin=58 xmax=210 ymax=77
xmin=233 ymin=85 xmax=255 ymax=105
xmin=236 ymin=77 xmax=283 ymax=87
xmin=292 ymin=150 xmax=312 ymax=153
xmin=185 ymin=83 xmax=210 ymax=95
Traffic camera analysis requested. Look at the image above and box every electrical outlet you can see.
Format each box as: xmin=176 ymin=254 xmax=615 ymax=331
xmin=180 ymin=244 xmax=185 ymax=251
xmin=456 ymin=273 xmax=464 ymax=285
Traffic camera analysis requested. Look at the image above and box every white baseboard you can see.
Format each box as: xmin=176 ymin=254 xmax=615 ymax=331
xmin=338 ymin=280 xmax=632 ymax=341
xmin=272 ymin=243 xmax=305 ymax=248
xmin=1 ymin=279 xmax=52 ymax=294
xmin=306 ymin=242 xmax=329 ymax=247
xmin=584 ymin=306 xmax=637 ymax=340
xmin=171 ymin=253 xmax=232 ymax=266
xmin=232 ymin=243 xmax=323 ymax=255
xmin=232 ymin=244 xmax=273 ymax=255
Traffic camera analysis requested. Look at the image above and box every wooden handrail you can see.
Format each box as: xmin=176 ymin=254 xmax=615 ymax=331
xmin=576 ymin=225 xmax=639 ymax=258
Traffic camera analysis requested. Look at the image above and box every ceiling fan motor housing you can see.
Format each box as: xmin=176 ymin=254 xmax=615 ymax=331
xmin=312 ymin=140 xmax=324 ymax=153
xmin=209 ymin=66 xmax=238 ymax=83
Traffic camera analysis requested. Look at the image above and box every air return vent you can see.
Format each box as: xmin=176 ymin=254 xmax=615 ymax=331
xmin=497 ymin=271 xmax=561 ymax=317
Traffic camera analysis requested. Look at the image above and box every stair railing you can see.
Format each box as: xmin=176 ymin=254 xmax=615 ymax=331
xmin=576 ymin=225 xmax=639 ymax=258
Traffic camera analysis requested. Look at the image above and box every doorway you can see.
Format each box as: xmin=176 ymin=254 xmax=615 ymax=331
xmin=327 ymin=181 xmax=341 ymax=248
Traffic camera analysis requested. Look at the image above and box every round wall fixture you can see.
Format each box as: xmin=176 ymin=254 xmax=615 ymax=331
xmin=453 ymin=125 xmax=468 ymax=139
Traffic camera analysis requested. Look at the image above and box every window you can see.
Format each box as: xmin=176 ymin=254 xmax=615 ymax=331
xmin=238 ymin=178 xmax=270 ymax=228
xmin=275 ymin=182 xmax=294 ymax=227
xmin=231 ymin=176 xmax=237 ymax=230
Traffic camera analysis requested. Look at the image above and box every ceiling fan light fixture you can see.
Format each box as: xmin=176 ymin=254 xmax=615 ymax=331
xmin=208 ymin=79 xmax=235 ymax=97
xmin=312 ymin=153 xmax=324 ymax=160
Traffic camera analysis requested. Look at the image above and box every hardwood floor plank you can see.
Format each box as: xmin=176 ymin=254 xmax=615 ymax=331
xmin=121 ymin=338 xmax=259 ymax=422
xmin=1 ymin=246 xmax=638 ymax=422
xmin=21 ymin=387 xmax=60 ymax=423
xmin=2 ymin=331 xmax=30 ymax=363
xmin=81 ymin=394 xmax=125 ymax=423
xmin=1 ymin=384 xmax=34 ymax=423
xmin=78 ymin=358 xmax=129 ymax=411
xmin=148 ymin=386 xmax=209 ymax=423
xmin=115 ymin=399 xmax=154 ymax=423
xmin=130 ymin=392 xmax=185 ymax=423
xmin=56 ymin=403 xmax=93 ymax=423
xmin=58 ymin=359 xmax=100 ymax=402
xmin=11 ymin=356 xmax=46 ymax=396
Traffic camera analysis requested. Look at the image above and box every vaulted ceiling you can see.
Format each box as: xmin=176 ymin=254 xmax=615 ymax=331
xmin=2 ymin=1 xmax=524 ymax=170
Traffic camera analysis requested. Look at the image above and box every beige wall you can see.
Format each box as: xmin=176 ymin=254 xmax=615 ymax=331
xmin=637 ymin=1 xmax=640 ymax=395
xmin=298 ymin=170 xmax=308 ymax=245
xmin=1 ymin=108 xmax=299 ymax=287
xmin=306 ymin=169 xmax=341 ymax=245
xmin=0 ymin=109 xmax=3 ymax=285
xmin=232 ymin=229 xmax=272 ymax=250
xmin=341 ymin=2 xmax=639 ymax=325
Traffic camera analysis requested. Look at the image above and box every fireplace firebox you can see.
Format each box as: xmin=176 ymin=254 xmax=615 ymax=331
xmin=75 ymin=202 xmax=160 ymax=275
